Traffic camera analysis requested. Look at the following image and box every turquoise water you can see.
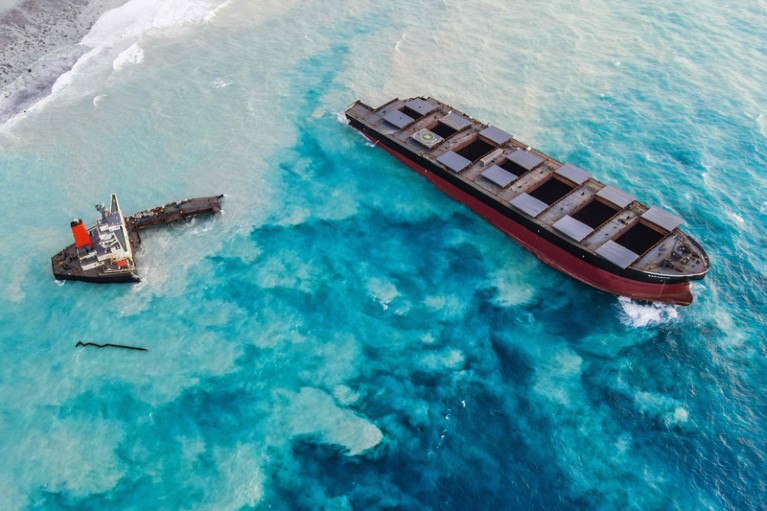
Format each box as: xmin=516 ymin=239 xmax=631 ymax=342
xmin=0 ymin=1 xmax=766 ymax=509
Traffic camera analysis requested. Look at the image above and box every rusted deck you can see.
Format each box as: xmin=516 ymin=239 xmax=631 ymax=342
xmin=126 ymin=195 xmax=224 ymax=249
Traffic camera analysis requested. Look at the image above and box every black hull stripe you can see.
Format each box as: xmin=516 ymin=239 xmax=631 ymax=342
xmin=53 ymin=272 xmax=139 ymax=284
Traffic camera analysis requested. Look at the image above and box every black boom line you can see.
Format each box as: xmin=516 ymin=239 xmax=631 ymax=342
xmin=75 ymin=341 xmax=147 ymax=352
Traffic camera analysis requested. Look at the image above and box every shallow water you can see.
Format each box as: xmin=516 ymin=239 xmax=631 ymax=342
xmin=0 ymin=1 xmax=765 ymax=509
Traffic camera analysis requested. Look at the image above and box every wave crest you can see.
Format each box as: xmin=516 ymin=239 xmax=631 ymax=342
xmin=1 ymin=0 xmax=231 ymax=125
xmin=618 ymin=296 xmax=679 ymax=327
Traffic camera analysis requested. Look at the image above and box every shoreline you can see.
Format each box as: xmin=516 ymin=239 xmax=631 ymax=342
xmin=0 ymin=0 xmax=129 ymax=89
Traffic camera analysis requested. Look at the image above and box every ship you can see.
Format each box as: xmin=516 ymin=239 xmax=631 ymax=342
xmin=51 ymin=193 xmax=223 ymax=283
xmin=345 ymin=97 xmax=709 ymax=305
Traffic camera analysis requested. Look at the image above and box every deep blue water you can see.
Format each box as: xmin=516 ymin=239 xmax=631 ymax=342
xmin=0 ymin=1 xmax=766 ymax=510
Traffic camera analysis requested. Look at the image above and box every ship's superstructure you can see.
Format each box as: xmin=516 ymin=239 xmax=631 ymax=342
xmin=52 ymin=194 xmax=223 ymax=283
xmin=55 ymin=194 xmax=138 ymax=283
xmin=345 ymin=97 xmax=709 ymax=304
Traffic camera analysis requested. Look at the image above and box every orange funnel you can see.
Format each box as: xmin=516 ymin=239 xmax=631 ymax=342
xmin=70 ymin=219 xmax=93 ymax=249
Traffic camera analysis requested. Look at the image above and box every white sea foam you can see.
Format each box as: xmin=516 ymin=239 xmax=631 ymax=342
xmin=617 ymin=296 xmax=679 ymax=327
xmin=152 ymin=0 xmax=219 ymax=29
xmin=2 ymin=0 xmax=231 ymax=127
xmin=0 ymin=45 xmax=88 ymax=124
xmin=210 ymin=77 xmax=231 ymax=89
xmin=0 ymin=0 xmax=128 ymax=90
xmin=725 ymin=210 xmax=746 ymax=225
xmin=334 ymin=111 xmax=349 ymax=125
xmin=419 ymin=348 xmax=465 ymax=372
xmin=487 ymin=265 xmax=537 ymax=307
xmin=112 ymin=42 xmax=144 ymax=70
xmin=533 ymin=346 xmax=584 ymax=407
xmin=81 ymin=0 xmax=227 ymax=48
xmin=366 ymin=277 xmax=399 ymax=310
xmin=634 ymin=391 xmax=692 ymax=430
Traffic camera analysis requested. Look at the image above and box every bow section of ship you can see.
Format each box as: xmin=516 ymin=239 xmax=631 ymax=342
xmin=345 ymin=97 xmax=709 ymax=305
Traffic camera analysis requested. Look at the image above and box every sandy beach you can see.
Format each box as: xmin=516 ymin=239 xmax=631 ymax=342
xmin=0 ymin=0 xmax=127 ymax=88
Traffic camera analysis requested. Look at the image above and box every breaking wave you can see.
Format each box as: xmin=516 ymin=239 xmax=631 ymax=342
xmin=617 ymin=296 xmax=679 ymax=327
xmin=0 ymin=44 xmax=87 ymax=124
xmin=0 ymin=0 xmax=230 ymax=125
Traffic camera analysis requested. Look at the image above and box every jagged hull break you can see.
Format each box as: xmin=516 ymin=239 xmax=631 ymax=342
xmin=345 ymin=98 xmax=709 ymax=305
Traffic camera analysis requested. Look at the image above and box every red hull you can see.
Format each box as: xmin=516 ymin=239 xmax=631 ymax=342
xmin=364 ymin=134 xmax=693 ymax=305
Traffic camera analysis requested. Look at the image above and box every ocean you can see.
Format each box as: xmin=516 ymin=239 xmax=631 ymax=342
xmin=0 ymin=0 xmax=765 ymax=509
